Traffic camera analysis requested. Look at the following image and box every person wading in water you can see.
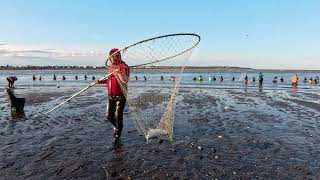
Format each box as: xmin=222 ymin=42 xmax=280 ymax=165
xmin=7 ymin=76 xmax=18 ymax=88
xmin=291 ymin=74 xmax=299 ymax=87
xmin=96 ymin=48 xmax=130 ymax=142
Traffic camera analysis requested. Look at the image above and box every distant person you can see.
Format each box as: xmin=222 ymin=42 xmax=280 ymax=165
xmin=62 ymin=76 xmax=66 ymax=81
xmin=193 ymin=77 xmax=197 ymax=81
xmin=209 ymin=76 xmax=212 ymax=81
xmin=160 ymin=75 xmax=164 ymax=81
xmin=291 ymin=74 xmax=299 ymax=87
xmin=309 ymin=77 xmax=313 ymax=84
xmin=170 ymin=76 xmax=176 ymax=81
xmin=252 ymin=77 xmax=256 ymax=82
xmin=258 ymin=72 xmax=264 ymax=84
xmin=220 ymin=76 xmax=223 ymax=82
xmin=272 ymin=76 xmax=278 ymax=83
xmin=244 ymin=75 xmax=248 ymax=84
xmin=6 ymin=76 xmax=17 ymax=88
xmin=75 ymin=75 xmax=78 ymax=80
xmin=198 ymin=75 xmax=203 ymax=81
xmin=92 ymin=76 xmax=96 ymax=80
xmin=143 ymin=76 xmax=147 ymax=81
xmin=32 ymin=75 xmax=36 ymax=81
xmin=303 ymin=77 xmax=308 ymax=83
xmin=213 ymin=76 xmax=216 ymax=81
xmin=280 ymin=77 xmax=284 ymax=83
xmin=232 ymin=77 xmax=235 ymax=81
xmin=84 ymin=75 xmax=88 ymax=80
xmin=53 ymin=74 xmax=57 ymax=80
xmin=313 ymin=78 xmax=318 ymax=84
xmin=134 ymin=75 xmax=138 ymax=81
xmin=39 ymin=75 xmax=42 ymax=81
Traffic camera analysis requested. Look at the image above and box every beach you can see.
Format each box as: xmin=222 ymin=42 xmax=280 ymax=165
xmin=1 ymin=69 xmax=320 ymax=179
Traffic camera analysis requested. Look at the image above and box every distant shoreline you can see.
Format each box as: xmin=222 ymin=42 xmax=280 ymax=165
xmin=0 ymin=65 xmax=251 ymax=70
xmin=0 ymin=66 xmax=319 ymax=71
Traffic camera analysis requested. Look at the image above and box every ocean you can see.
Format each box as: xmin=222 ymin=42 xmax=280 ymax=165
xmin=0 ymin=69 xmax=319 ymax=90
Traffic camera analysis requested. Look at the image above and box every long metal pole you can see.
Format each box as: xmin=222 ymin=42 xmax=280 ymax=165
xmin=46 ymin=72 xmax=113 ymax=114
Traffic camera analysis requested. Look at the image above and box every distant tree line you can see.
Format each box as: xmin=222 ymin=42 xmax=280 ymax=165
xmin=0 ymin=65 xmax=106 ymax=70
xmin=0 ymin=65 xmax=251 ymax=70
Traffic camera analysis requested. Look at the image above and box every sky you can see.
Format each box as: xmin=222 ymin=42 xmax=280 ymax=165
xmin=0 ymin=0 xmax=319 ymax=69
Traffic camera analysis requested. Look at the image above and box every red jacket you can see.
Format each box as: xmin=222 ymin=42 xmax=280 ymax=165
xmin=97 ymin=48 xmax=130 ymax=96
xmin=97 ymin=63 xmax=130 ymax=96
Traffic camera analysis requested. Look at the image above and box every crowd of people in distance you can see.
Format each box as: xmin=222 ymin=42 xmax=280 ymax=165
xmin=6 ymin=73 xmax=320 ymax=89
xmin=192 ymin=73 xmax=319 ymax=87
xmin=134 ymin=75 xmax=176 ymax=81
xmin=32 ymin=74 xmax=96 ymax=81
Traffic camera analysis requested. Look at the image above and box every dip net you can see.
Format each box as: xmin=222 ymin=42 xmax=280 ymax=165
xmin=111 ymin=33 xmax=200 ymax=141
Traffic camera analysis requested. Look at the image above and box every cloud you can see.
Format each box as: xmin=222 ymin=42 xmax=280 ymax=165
xmin=0 ymin=44 xmax=105 ymax=61
xmin=0 ymin=43 xmax=108 ymax=66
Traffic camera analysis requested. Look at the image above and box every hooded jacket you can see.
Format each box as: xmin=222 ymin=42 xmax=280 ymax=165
xmin=97 ymin=48 xmax=130 ymax=97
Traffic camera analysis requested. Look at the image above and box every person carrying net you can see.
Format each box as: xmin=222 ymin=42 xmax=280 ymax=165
xmin=96 ymin=48 xmax=130 ymax=142
xmin=45 ymin=33 xmax=200 ymax=142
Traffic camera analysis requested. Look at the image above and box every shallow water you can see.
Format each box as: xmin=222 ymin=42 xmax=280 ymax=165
xmin=0 ymin=69 xmax=320 ymax=179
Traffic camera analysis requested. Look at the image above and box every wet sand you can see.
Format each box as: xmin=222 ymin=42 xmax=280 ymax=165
xmin=1 ymin=85 xmax=320 ymax=179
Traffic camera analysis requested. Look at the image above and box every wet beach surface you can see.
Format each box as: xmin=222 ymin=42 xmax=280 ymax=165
xmin=1 ymin=83 xmax=320 ymax=179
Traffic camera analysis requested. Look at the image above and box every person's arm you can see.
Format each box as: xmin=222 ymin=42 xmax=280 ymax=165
xmin=96 ymin=79 xmax=107 ymax=84
xmin=96 ymin=66 xmax=117 ymax=84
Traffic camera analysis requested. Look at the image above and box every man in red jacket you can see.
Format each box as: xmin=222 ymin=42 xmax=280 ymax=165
xmin=96 ymin=48 xmax=130 ymax=142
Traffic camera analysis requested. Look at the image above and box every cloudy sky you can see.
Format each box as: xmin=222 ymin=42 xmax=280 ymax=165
xmin=1 ymin=0 xmax=319 ymax=69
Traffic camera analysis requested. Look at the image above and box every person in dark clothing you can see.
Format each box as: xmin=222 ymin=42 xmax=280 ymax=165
xmin=75 ymin=75 xmax=78 ymax=80
xmin=258 ymin=72 xmax=264 ymax=85
xmin=96 ymin=48 xmax=130 ymax=142
xmin=92 ymin=76 xmax=96 ymax=80
xmin=32 ymin=75 xmax=36 ymax=81
xmin=232 ymin=77 xmax=235 ymax=81
xmin=5 ymin=88 xmax=25 ymax=118
xmin=244 ymin=75 xmax=248 ymax=84
xmin=252 ymin=77 xmax=256 ymax=82
xmin=280 ymin=77 xmax=284 ymax=83
xmin=273 ymin=76 xmax=278 ymax=83
xmin=53 ymin=74 xmax=57 ymax=80
xmin=309 ymin=77 xmax=313 ymax=84
xmin=84 ymin=75 xmax=88 ymax=80
xmin=62 ymin=76 xmax=66 ymax=81
xmin=7 ymin=76 xmax=18 ymax=88
xmin=198 ymin=75 xmax=203 ymax=81
xmin=220 ymin=76 xmax=223 ymax=82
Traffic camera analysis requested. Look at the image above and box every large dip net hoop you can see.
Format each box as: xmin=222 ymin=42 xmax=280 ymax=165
xmin=109 ymin=33 xmax=200 ymax=141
